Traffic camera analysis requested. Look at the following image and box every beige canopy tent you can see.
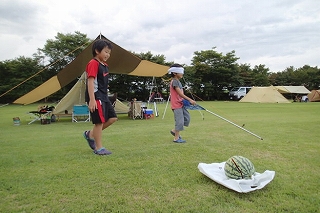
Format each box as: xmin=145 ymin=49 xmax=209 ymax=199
xmin=239 ymin=86 xmax=290 ymax=103
xmin=53 ymin=72 xmax=128 ymax=114
xmin=274 ymin=86 xmax=310 ymax=94
xmin=307 ymin=90 xmax=320 ymax=102
xmin=13 ymin=34 xmax=169 ymax=105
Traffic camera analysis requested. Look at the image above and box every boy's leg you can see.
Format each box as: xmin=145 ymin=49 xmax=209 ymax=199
xmin=183 ymin=108 xmax=190 ymax=127
xmin=171 ymin=108 xmax=190 ymax=139
xmin=92 ymin=123 xmax=103 ymax=150
xmin=102 ymin=101 xmax=118 ymax=130
xmin=102 ymin=117 xmax=117 ymax=130
xmin=174 ymin=131 xmax=180 ymax=141
xmin=86 ymin=101 xmax=117 ymax=153
xmin=88 ymin=101 xmax=108 ymax=151
xmin=173 ymin=108 xmax=185 ymax=141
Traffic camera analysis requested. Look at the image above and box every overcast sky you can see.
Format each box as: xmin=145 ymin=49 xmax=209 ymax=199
xmin=0 ymin=0 xmax=319 ymax=72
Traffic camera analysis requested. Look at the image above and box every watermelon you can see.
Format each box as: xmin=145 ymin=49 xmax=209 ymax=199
xmin=224 ymin=156 xmax=255 ymax=180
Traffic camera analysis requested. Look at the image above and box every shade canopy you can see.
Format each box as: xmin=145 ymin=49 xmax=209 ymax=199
xmin=14 ymin=34 xmax=169 ymax=105
xmin=274 ymin=86 xmax=310 ymax=94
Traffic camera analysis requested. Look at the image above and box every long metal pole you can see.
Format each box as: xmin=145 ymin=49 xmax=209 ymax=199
xmin=162 ymin=95 xmax=170 ymax=119
xmin=200 ymin=106 xmax=263 ymax=140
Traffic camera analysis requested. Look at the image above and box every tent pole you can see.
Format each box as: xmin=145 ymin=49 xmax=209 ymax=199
xmin=162 ymin=95 xmax=170 ymax=119
xmin=147 ymin=77 xmax=156 ymax=108
xmin=153 ymin=102 xmax=159 ymax=117
xmin=0 ymin=103 xmax=9 ymax=108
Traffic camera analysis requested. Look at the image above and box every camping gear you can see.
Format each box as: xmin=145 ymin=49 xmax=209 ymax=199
xmin=147 ymin=77 xmax=162 ymax=117
xmin=52 ymin=73 xmax=128 ymax=117
xmin=240 ymin=86 xmax=290 ymax=103
xmin=143 ymin=109 xmax=154 ymax=119
xmin=307 ymin=90 xmax=320 ymax=102
xmin=129 ymin=101 xmax=143 ymax=119
xmin=72 ymin=105 xmax=90 ymax=122
xmin=40 ymin=118 xmax=51 ymax=125
xmin=28 ymin=107 xmax=53 ymax=125
xmin=153 ymin=102 xmax=159 ymax=117
xmin=275 ymin=85 xmax=311 ymax=94
xmin=198 ymin=162 xmax=275 ymax=193
xmin=13 ymin=117 xmax=20 ymax=126
xmin=12 ymin=34 xmax=169 ymax=105
xmin=162 ymin=95 xmax=171 ymax=119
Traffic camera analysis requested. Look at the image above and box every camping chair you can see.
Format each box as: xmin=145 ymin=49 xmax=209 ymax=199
xmin=72 ymin=105 xmax=90 ymax=122
xmin=129 ymin=101 xmax=143 ymax=119
xmin=28 ymin=106 xmax=54 ymax=124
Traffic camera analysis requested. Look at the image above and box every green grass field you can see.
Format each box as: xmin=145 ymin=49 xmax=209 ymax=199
xmin=0 ymin=101 xmax=319 ymax=212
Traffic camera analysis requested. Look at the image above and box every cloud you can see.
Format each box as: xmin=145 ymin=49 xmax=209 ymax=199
xmin=0 ymin=0 xmax=319 ymax=72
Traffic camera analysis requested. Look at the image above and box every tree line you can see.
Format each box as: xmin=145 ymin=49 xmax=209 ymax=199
xmin=0 ymin=32 xmax=319 ymax=103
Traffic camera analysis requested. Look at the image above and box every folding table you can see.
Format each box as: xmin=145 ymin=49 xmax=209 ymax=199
xmin=28 ymin=111 xmax=52 ymax=124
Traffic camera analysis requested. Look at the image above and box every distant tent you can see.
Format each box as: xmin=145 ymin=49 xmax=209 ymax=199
xmin=239 ymin=86 xmax=290 ymax=103
xmin=53 ymin=72 xmax=129 ymax=115
xmin=13 ymin=34 xmax=169 ymax=105
xmin=307 ymin=90 xmax=320 ymax=102
xmin=275 ymin=86 xmax=310 ymax=94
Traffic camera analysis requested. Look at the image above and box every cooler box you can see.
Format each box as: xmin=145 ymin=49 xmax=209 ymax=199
xmin=145 ymin=109 xmax=153 ymax=115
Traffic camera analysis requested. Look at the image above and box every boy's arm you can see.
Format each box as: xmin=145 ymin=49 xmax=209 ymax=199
xmin=174 ymin=87 xmax=196 ymax=105
xmin=87 ymin=77 xmax=97 ymax=112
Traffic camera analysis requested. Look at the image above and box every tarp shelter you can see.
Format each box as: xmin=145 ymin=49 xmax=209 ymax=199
xmin=274 ymin=86 xmax=310 ymax=94
xmin=53 ymin=72 xmax=129 ymax=115
xmin=13 ymin=34 xmax=169 ymax=105
xmin=307 ymin=90 xmax=320 ymax=102
xmin=239 ymin=86 xmax=290 ymax=103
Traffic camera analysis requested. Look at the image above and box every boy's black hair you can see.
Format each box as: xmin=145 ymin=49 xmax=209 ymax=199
xmin=169 ymin=63 xmax=183 ymax=77
xmin=92 ymin=39 xmax=113 ymax=57
xmin=170 ymin=63 xmax=183 ymax=68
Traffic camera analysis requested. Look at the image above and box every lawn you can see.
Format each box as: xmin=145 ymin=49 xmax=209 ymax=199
xmin=0 ymin=101 xmax=319 ymax=212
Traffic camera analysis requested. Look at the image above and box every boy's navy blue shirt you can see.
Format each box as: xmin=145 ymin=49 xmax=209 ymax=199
xmin=85 ymin=59 xmax=110 ymax=103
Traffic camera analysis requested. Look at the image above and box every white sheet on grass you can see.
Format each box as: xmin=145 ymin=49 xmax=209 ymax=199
xmin=198 ymin=162 xmax=275 ymax=193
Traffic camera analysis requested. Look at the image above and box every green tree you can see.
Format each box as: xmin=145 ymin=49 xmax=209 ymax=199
xmin=0 ymin=57 xmax=44 ymax=103
xmin=251 ymin=64 xmax=270 ymax=86
xmin=268 ymin=65 xmax=320 ymax=90
xmin=295 ymin=65 xmax=320 ymax=90
xmin=38 ymin=31 xmax=91 ymax=71
xmin=238 ymin=63 xmax=254 ymax=86
xmin=190 ymin=48 xmax=240 ymax=100
xmin=37 ymin=31 xmax=92 ymax=100
xmin=307 ymin=66 xmax=320 ymax=90
xmin=108 ymin=51 xmax=171 ymax=101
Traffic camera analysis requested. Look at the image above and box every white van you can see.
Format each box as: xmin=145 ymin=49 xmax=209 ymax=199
xmin=229 ymin=87 xmax=252 ymax=100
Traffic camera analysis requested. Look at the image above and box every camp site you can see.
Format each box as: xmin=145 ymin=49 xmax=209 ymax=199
xmin=1 ymin=34 xmax=319 ymax=212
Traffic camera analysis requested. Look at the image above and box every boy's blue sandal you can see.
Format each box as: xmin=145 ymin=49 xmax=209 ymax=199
xmin=83 ymin=130 xmax=95 ymax=150
xmin=170 ymin=130 xmax=181 ymax=139
xmin=94 ymin=147 xmax=112 ymax=155
xmin=173 ymin=138 xmax=186 ymax=143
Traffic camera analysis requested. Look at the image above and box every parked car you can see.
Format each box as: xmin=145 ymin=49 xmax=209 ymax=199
xmin=229 ymin=87 xmax=252 ymax=100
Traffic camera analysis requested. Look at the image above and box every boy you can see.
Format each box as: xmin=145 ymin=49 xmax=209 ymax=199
xmin=168 ymin=64 xmax=196 ymax=143
xmin=83 ymin=39 xmax=117 ymax=155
